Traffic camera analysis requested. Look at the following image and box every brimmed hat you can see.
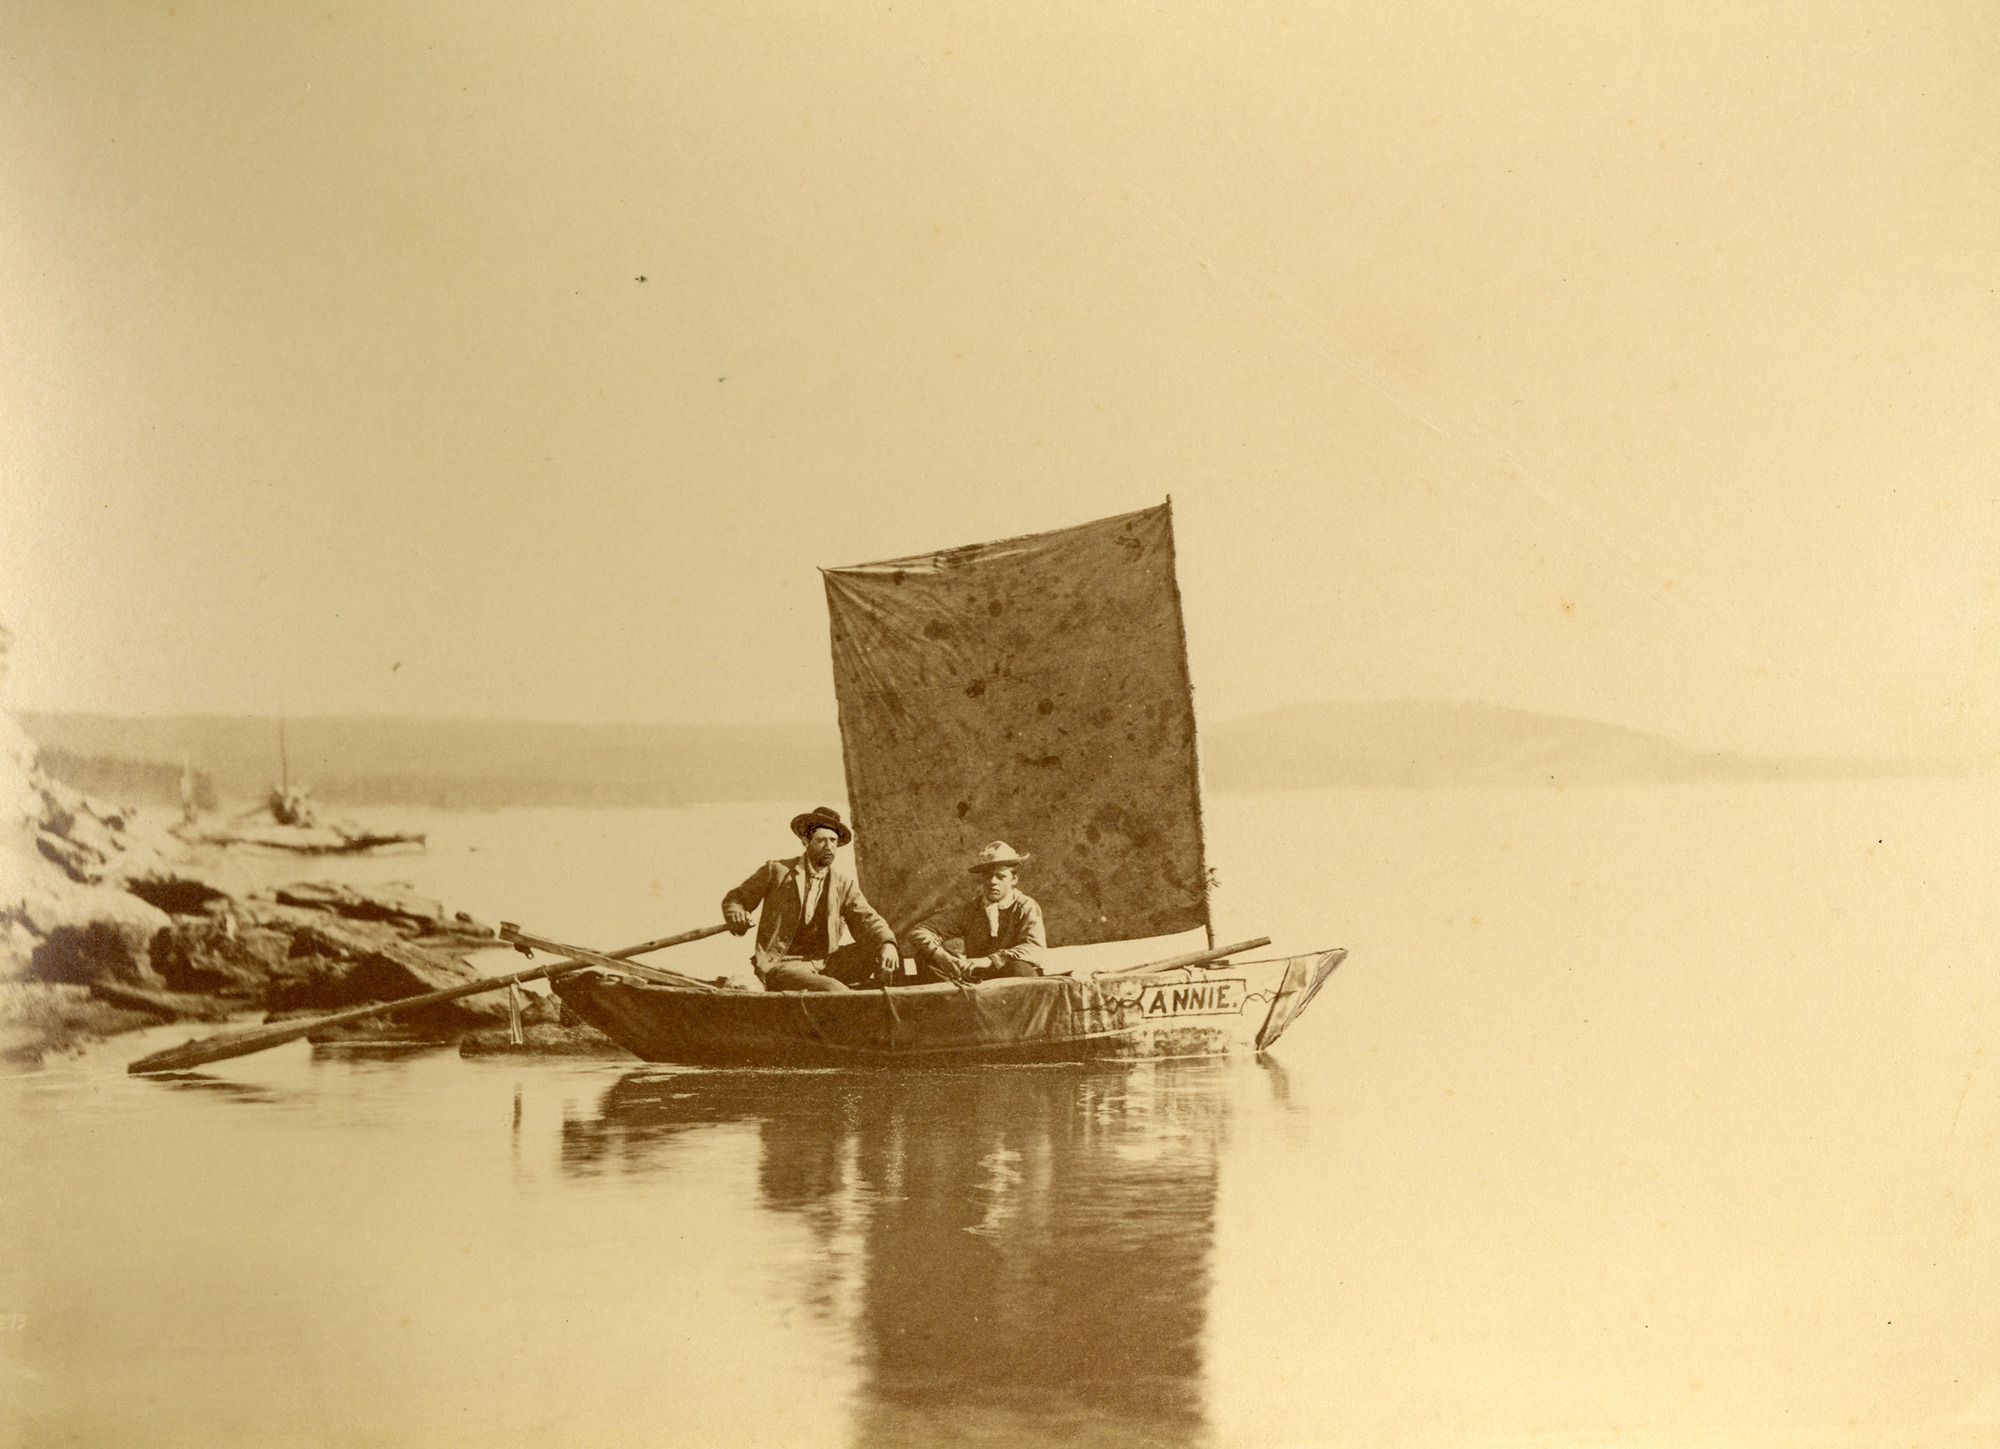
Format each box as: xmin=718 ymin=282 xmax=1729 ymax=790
xmin=791 ymin=806 xmax=852 ymax=845
xmin=966 ymin=841 xmax=1031 ymax=874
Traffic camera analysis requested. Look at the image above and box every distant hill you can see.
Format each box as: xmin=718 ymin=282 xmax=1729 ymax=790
xmin=14 ymin=702 xmax=1962 ymax=810
xmin=1200 ymin=699 xmax=1960 ymax=789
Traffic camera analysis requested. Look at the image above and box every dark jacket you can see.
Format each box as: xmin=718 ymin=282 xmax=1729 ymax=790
xmin=722 ymin=856 xmax=896 ymax=974
xmin=908 ymin=892 xmax=1049 ymax=975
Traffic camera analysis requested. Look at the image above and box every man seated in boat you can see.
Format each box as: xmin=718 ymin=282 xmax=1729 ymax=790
xmin=721 ymin=806 xmax=901 ymax=992
xmin=906 ymin=842 xmax=1049 ymax=984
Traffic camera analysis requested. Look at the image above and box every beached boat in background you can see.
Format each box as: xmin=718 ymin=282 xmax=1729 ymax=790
xmin=193 ymin=818 xmax=427 ymax=855
xmin=553 ymin=502 xmax=1346 ymax=1065
xmin=187 ymin=731 xmax=427 ymax=854
xmin=190 ymin=789 xmax=426 ymax=854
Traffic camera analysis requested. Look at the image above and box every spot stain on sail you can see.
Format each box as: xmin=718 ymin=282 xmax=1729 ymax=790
xmin=822 ymin=503 xmax=1208 ymax=944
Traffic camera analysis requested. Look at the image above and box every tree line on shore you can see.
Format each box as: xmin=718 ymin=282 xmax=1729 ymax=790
xmin=18 ymin=703 xmax=1966 ymax=814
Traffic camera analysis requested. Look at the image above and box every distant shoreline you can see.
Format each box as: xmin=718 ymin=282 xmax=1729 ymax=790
xmin=17 ymin=704 xmax=1975 ymax=811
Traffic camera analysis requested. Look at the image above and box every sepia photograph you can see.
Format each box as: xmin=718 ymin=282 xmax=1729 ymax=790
xmin=2 ymin=3 xmax=1995 ymax=1446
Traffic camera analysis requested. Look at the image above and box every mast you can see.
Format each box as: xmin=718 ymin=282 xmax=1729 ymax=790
xmin=1162 ymin=496 xmax=1217 ymax=951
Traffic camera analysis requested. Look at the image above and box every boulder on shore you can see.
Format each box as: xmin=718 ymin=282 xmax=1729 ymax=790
xmin=458 ymin=1020 xmax=629 ymax=1057
xmin=269 ymin=881 xmax=493 ymax=945
xmin=119 ymin=863 xmax=242 ymax=916
xmin=20 ymin=887 xmax=172 ymax=987
xmin=266 ymin=917 xmax=486 ymax=1021
xmin=0 ymin=982 xmax=163 ymax=1064
xmin=301 ymin=990 xmax=561 ymax=1045
xmin=89 ymin=980 xmax=236 ymax=1022
xmin=2 ymin=705 xmax=588 ymax=1061
xmin=3 ymin=709 xmax=172 ymax=987
xmin=149 ymin=917 xmax=296 ymax=997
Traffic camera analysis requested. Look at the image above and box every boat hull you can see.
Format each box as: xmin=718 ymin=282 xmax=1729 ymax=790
xmin=193 ymin=824 xmax=427 ymax=854
xmin=552 ymin=949 xmax=1345 ymax=1068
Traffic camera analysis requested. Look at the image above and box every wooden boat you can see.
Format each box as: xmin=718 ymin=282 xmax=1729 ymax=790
xmin=554 ymin=502 xmax=1346 ymax=1065
xmin=193 ymin=820 xmax=428 ymax=855
xmin=192 ymin=791 xmax=426 ymax=854
xmin=556 ymin=947 xmax=1342 ymax=1067
xmin=188 ymin=729 xmax=427 ymax=854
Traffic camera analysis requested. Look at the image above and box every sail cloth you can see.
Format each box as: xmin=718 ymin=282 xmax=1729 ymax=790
xmin=822 ymin=503 xmax=1209 ymax=947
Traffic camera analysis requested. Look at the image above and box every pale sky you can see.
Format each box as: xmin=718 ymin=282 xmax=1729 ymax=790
xmin=2 ymin=2 xmax=1994 ymax=755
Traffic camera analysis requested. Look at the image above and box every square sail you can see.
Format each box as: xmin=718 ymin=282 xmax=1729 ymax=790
xmin=822 ymin=502 xmax=1209 ymax=946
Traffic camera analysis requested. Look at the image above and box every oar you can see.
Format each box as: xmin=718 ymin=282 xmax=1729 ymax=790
xmin=496 ymin=926 xmax=735 ymax=993
xmin=1095 ymin=936 xmax=1271 ymax=978
xmin=127 ymin=922 xmax=730 ymax=1075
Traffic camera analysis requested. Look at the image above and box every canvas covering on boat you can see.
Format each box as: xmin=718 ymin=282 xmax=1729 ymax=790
xmin=822 ymin=502 xmax=1209 ymax=946
xmin=571 ymin=974 xmax=1097 ymax=1062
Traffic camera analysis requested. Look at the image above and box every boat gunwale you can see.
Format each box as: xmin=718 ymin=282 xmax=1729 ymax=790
xmin=572 ymin=946 xmax=1348 ymax=1000
xmin=553 ymin=947 xmax=1346 ymax=1064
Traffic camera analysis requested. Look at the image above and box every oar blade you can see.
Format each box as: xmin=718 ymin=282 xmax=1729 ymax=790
xmin=128 ymin=1022 xmax=315 ymax=1074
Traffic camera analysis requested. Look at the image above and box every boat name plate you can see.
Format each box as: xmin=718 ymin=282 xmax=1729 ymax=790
xmin=1135 ymin=978 xmax=1246 ymax=1018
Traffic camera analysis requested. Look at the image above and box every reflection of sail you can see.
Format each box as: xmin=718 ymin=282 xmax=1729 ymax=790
xmin=568 ymin=1063 xmax=1233 ymax=1447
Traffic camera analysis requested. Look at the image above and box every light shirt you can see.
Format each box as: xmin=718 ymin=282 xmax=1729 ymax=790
xmin=982 ymin=888 xmax=1016 ymax=944
xmin=798 ymin=862 xmax=829 ymax=924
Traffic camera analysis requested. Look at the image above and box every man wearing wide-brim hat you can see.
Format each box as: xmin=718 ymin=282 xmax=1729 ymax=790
xmin=906 ymin=841 xmax=1049 ymax=985
xmin=721 ymin=806 xmax=900 ymax=991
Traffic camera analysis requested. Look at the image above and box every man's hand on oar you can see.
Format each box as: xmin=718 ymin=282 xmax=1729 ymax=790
xmin=927 ymin=952 xmax=972 ymax=986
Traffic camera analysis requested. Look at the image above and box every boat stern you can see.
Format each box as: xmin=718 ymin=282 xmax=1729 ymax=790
xmin=1253 ymin=948 xmax=1347 ymax=1052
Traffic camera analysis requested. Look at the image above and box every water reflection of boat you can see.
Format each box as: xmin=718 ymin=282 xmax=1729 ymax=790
xmin=555 ymin=504 xmax=1345 ymax=1066
xmin=564 ymin=1063 xmax=1243 ymax=1446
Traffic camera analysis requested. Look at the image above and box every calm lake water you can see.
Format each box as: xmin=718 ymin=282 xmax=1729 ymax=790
xmin=3 ymin=781 xmax=1996 ymax=1448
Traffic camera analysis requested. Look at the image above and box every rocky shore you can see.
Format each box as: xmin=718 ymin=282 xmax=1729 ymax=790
xmin=1 ymin=710 xmax=613 ymax=1066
